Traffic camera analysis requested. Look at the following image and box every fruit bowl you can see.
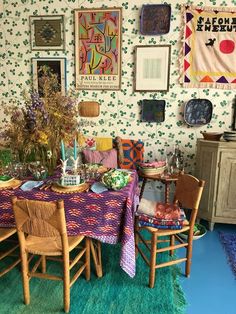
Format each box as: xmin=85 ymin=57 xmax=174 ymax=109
xmin=179 ymin=223 xmax=207 ymax=240
xmin=200 ymin=131 xmax=223 ymax=141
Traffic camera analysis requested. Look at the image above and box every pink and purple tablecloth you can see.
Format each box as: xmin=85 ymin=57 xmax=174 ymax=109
xmin=0 ymin=170 xmax=139 ymax=277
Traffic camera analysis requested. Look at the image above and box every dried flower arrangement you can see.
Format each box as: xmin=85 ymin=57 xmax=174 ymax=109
xmin=0 ymin=66 xmax=78 ymax=173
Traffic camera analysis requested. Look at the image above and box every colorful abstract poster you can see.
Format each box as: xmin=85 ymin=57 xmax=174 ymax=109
xmin=181 ymin=5 xmax=236 ymax=89
xmin=75 ymin=8 xmax=122 ymax=90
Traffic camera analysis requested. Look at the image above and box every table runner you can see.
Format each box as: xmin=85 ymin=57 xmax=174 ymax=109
xmin=0 ymin=170 xmax=139 ymax=277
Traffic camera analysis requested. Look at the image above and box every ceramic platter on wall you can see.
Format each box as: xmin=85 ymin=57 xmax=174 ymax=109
xmin=140 ymin=4 xmax=171 ymax=35
xmin=184 ymin=99 xmax=213 ymax=126
xmin=141 ymin=99 xmax=165 ymax=123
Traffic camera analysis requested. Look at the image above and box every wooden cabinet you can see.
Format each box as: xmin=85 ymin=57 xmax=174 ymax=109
xmin=195 ymin=139 xmax=236 ymax=231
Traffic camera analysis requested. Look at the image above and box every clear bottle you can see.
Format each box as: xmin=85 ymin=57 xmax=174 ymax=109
xmin=169 ymin=144 xmax=181 ymax=175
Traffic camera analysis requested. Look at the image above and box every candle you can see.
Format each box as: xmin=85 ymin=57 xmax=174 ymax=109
xmin=61 ymin=140 xmax=65 ymax=161
xmin=74 ymin=138 xmax=77 ymax=159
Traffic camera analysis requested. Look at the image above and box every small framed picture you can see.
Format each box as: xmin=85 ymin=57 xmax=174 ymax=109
xmin=135 ymin=45 xmax=171 ymax=92
xmin=32 ymin=57 xmax=67 ymax=96
xmin=30 ymin=15 xmax=65 ymax=50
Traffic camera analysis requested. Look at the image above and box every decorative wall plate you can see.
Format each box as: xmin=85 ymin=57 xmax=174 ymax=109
xmin=184 ymin=99 xmax=213 ymax=126
xmin=140 ymin=4 xmax=171 ymax=35
xmin=141 ymin=99 xmax=165 ymax=123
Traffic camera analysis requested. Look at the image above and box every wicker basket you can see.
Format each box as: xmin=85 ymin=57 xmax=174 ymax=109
xmin=140 ymin=166 xmax=166 ymax=176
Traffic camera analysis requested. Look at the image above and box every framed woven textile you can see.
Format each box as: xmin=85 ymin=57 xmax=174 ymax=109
xmin=181 ymin=6 xmax=236 ymax=89
xmin=74 ymin=8 xmax=122 ymax=90
xmin=32 ymin=57 xmax=66 ymax=96
xmin=30 ymin=15 xmax=65 ymax=50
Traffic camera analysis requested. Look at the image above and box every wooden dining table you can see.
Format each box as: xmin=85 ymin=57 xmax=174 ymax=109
xmin=0 ymin=170 xmax=139 ymax=278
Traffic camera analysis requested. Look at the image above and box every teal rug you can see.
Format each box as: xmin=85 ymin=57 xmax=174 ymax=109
xmin=0 ymin=243 xmax=187 ymax=314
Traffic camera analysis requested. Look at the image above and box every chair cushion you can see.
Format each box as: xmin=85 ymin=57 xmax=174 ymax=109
xmin=119 ymin=139 xmax=144 ymax=169
xmin=137 ymin=198 xmax=181 ymax=220
xmin=82 ymin=148 xmax=118 ymax=168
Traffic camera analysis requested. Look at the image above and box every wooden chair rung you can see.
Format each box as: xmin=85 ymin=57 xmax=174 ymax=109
xmin=31 ymin=256 xmax=43 ymax=274
xmin=69 ymin=248 xmax=86 ymax=270
xmin=136 ymin=231 xmax=151 ymax=252
xmin=0 ymin=258 xmax=21 ymax=277
xmin=175 ymin=234 xmax=185 ymax=243
xmin=135 ymin=245 xmax=150 ymax=266
xmin=155 ymin=257 xmax=187 ymax=269
xmin=70 ymin=264 xmax=86 ymax=287
xmin=30 ymin=272 xmax=63 ymax=281
xmin=156 ymin=242 xmax=188 ymax=253
xmin=0 ymin=244 xmax=19 ymax=260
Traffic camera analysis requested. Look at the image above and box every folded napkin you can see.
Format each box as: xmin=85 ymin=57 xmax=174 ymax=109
xmin=90 ymin=182 xmax=108 ymax=194
xmin=20 ymin=181 xmax=44 ymax=191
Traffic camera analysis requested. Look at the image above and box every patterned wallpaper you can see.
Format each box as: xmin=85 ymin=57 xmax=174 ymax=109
xmin=0 ymin=0 xmax=235 ymax=177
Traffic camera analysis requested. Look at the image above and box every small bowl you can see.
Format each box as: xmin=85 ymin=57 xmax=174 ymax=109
xmin=179 ymin=223 xmax=207 ymax=240
xmin=200 ymin=131 xmax=223 ymax=141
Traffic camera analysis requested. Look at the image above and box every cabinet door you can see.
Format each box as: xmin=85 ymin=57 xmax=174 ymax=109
xmin=215 ymin=151 xmax=236 ymax=218
xmin=196 ymin=147 xmax=218 ymax=218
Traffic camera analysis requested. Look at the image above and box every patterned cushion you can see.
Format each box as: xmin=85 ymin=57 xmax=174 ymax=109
xmin=119 ymin=139 xmax=144 ymax=169
xmin=82 ymin=149 xmax=117 ymax=168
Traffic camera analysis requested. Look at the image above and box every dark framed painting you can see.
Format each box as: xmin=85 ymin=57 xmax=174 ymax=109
xmin=32 ymin=57 xmax=67 ymax=96
xmin=135 ymin=45 xmax=171 ymax=92
xmin=30 ymin=15 xmax=65 ymax=50
xmin=74 ymin=8 xmax=122 ymax=90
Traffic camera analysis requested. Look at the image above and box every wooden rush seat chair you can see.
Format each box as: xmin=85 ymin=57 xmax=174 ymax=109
xmin=0 ymin=227 xmax=21 ymax=277
xmin=12 ymin=197 xmax=91 ymax=313
xmin=135 ymin=173 xmax=205 ymax=288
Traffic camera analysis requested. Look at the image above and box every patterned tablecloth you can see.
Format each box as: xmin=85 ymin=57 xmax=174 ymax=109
xmin=0 ymin=170 xmax=139 ymax=277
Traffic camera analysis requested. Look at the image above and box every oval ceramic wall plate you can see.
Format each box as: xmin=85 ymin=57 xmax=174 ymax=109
xmin=184 ymin=99 xmax=213 ymax=126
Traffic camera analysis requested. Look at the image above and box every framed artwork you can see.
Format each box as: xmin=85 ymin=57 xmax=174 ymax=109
xmin=74 ymin=8 xmax=122 ymax=90
xmin=32 ymin=57 xmax=66 ymax=96
xmin=135 ymin=45 xmax=171 ymax=92
xmin=30 ymin=15 xmax=65 ymax=50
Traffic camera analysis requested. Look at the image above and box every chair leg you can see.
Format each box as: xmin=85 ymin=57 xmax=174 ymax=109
xmin=149 ymin=233 xmax=157 ymax=288
xmin=185 ymin=235 xmax=193 ymax=277
xmin=21 ymin=251 xmax=30 ymax=305
xmin=63 ymin=253 xmax=70 ymax=313
xmin=41 ymin=256 xmax=46 ymax=273
xmin=170 ymin=235 xmax=175 ymax=256
xmin=85 ymin=238 xmax=90 ymax=281
xmin=134 ymin=217 xmax=139 ymax=258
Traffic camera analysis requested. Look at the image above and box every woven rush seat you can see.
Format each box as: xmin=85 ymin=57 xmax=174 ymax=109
xmin=25 ymin=234 xmax=85 ymax=256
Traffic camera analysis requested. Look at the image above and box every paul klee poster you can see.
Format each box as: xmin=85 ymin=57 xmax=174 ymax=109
xmin=75 ymin=8 xmax=122 ymax=90
xmin=181 ymin=5 xmax=236 ymax=89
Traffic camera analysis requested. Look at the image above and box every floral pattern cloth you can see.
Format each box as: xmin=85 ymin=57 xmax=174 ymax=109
xmin=0 ymin=170 xmax=139 ymax=277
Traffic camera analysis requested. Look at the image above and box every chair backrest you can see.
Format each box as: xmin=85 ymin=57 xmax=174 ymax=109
xmin=12 ymin=197 xmax=66 ymax=237
xmin=174 ymin=174 xmax=205 ymax=212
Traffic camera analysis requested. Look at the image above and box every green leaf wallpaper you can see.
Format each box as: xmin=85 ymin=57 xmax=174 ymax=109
xmin=0 ymin=0 xmax=234 ymax=176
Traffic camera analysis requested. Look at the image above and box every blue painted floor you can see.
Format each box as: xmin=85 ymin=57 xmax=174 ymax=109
xmin=179 ymin=222 xmax=236 ymax=314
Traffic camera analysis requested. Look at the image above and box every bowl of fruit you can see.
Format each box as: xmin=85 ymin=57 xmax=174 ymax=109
xmin=179 ymin=223 xmax=207 ymax=240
